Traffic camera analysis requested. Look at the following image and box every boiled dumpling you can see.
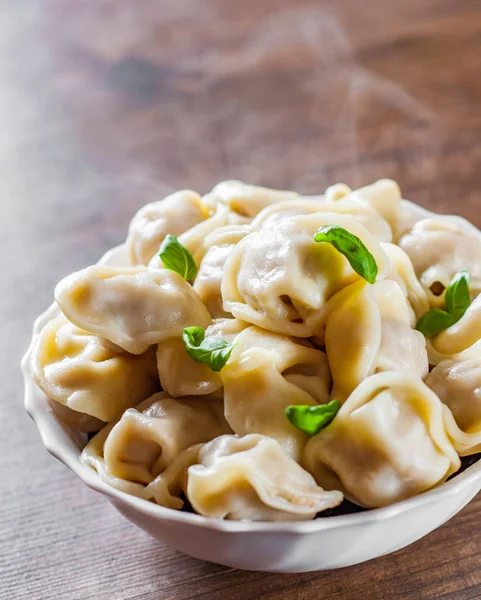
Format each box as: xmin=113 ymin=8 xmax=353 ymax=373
xmin=156 ymin=318 xmax=248 ymax=397
xmin=252 ymin=197 xmax=392 ymax=242
xmin=192 ymin=224 xmax=251 ymax=318
xmin=325 ymin=279 xmax=428 ymax=401
xmin=426 ymin=294 xmax=481 ymax=365
xmin=31 ymin=315 xmax=159 ymax=425
xmin=222 ymin=212 xmax=390 ymax=337
xmin=55 ymin=265 xmax=211 ymax=354
xmin=147 ymin=202 xmax=245 ymax=274
xmin=127 ymin=190 xmax=207 ymax=265
xmin=302 ymin=372 xmax=460 ymax=508
xmin=81 ymin=392 xmax=230 ymax=499
xmin=399 ymin=215 xmax=481 ymax=307
xmin=186 ymin=434 xmax=343 ymax=521
xmin=324 ymin=179 xmax=403 ymax=238
xmin=221 ymin=326 xmax=331 ymax=459
xmin=203 ymin=179 xmax=299 ymax=219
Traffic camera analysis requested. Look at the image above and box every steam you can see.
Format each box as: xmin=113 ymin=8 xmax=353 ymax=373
xmin=186 ymin=6 xmax=441 ymax=193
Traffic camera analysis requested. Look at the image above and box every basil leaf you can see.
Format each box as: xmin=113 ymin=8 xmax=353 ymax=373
xmin=314 ymin=225 xmax=378 ymax=284
xmin=415 ymin=309 xmax=455 ymax=337
xmin=285 ymin=400 xmax=341 ymax=436
xmin=158 ymin=234 xmax=198 ymax=281
xmin=444 ymin=269 xmax=470 ymax=320
xmin=417 ymin=269 xmax=472 ymax=337
xmin=183 ymin=326 xmax=236 ymax=372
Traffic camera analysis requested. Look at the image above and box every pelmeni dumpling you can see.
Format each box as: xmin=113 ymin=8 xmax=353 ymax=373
xmin=222 ymin=212 xmax=390 ymax=337
xmin=127 ymin=190 xmax=207 ymax=265
xmin=156 ymin=318 xmax=248 ymax=397
xmin=187 ymin=434 xmax=343 ymax=521
xmin=192 ymin=225 xmax=251 ymax=318
xmin=382 ymin=243 xmax=429 ymax=323
xmin=81 ymin=392 xmax=230 ymax=499
xmin=399 ymin=215 xmax=481 ymax=307
xmin=55 ymin=265 xmax=211 ymax=354
xmin=303 ymin=372 xmax=460 ymax=508
xmin=221 ymin=326 xmax=331 ymax=459
xmin=426 ymin=359 xmax=481 ymax=456
xmin=31 ymin=316 xmax=159 ymax=425
xmin=325 ymin=279 xmax=428 ymax=401
xmin=251 ymin=198 xmax=393 ymax=242
xmin=147 ymin=202 xmax=248 ymax=275
xmin=324 ymin=179 xmax=403 ymax=238
xmin=203 ymin=179 xmax=299 ymax=219
xmin=426 ymin=294 xmax=481 ymax=365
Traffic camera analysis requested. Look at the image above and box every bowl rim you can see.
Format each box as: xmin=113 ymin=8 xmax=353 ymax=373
xmin=23 ymin=210 xmax=481 ymax=534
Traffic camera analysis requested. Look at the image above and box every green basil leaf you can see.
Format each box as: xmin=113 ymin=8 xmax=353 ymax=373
xmin=415 ymin=309 xmax=456 ymax=337
xmin=183 ymin=326 xmax=236 ymax=372
xmin=314 ymin=225 xmax=378 ymax=284
xmin=417 ymin=269 xmax=472 ymax=337
xmin=285 ymin=400 xmax=341 ymax=436
xmin=444 ymin=269 xmax=470 ymax=319
xmin=158 ymin=234 xmax=198 ymax=281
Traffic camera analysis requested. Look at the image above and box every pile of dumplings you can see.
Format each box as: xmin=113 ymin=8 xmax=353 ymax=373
xmin=30 ymin=178 xmax=481 ymax=521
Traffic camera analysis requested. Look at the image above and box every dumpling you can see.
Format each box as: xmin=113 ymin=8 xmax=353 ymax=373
xmin=325 ymin=279 xmax=428 ymax=401
xmin=81 ymin=392 xmax=230 ymax=499
xmin=382 ymin=242 xmax=429 ymax=324
xmin=192 ymin=224 xmax=251 ymax=318
xmin=127 ymin=190 xmax=207 ymax=265
xmin=399 ymin=215 xmax=481 ymax=307
xmin=156 ymin=318 xmax=248 ymax=398
xmin=186 ymin=434 xmax=343 ymax=521
xmin=55 ymin=265 xmax=211 ymax=354
xmin=147 ymin=202 xmax=248 ymax=275
xmin=302 ymin=372 xmax=460 ymax=508
xmin=426 ymin=294 xmax=481 ymax=365
xmin=221 ymin=326 xmax=331 ymax=459
xmin=31 ymin=316 xmax=159 ymax=425
xmin=203 ymin=179 xmax=299 ymax=219
xmin=222 ymin=212 xmax=390 ymax=337
xmin=426 ymin=359 xmax=481 ymax=455
xmin=251 ymin=198 xmax=393 ymax=242
xmin=324 ymin=179 xmax=403 ymax=238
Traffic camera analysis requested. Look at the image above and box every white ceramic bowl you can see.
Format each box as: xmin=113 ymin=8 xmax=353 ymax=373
xmin=22 ymin=242 xmax=481 ymax=573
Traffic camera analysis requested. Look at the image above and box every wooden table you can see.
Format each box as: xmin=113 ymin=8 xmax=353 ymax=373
xmin=3 ymin=1 xmax=481 ymax=598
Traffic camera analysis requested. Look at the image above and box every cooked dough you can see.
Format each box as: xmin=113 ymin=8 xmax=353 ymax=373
xmin=303 ymin=372 xmax=460 ymax=507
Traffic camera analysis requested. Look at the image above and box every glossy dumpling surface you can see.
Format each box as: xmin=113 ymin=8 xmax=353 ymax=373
xmin=251 ymin=198 xmax=393 ymax=242
xmin=81 ymin=393 xmax=230 ymax=497
xmin=324 ymin=179 xmax=403 ymax=237
xmin=204 ymin=179 xmax=299 ymax=219
xmin=399 ymin=215 xmax=481 ymax=307
xmin=303 ymin=372 xmax=460 ymax=507
xmin=187 ymin=434 xmax=343 ymax=521
xmin=222 ymin=212 xmax=389 ymax=337
xmin=55 ymin=265 xmax=211 ymax=354
xmin=221 ymin=326 xmax=331 ymax=459
xmin=325 ymin=279 xmax=428 ymax=401
xmin=426 ymin=294 xmax=481 ymax=365
xmin=127 ymin=190 xmax=207 ymax=265
xmin=31 ymin=315 xmax=159 ymax=424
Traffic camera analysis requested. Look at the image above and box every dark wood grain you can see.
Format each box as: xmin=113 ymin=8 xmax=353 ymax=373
xmin=3 ymin=0 xmax=481 ymax=598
